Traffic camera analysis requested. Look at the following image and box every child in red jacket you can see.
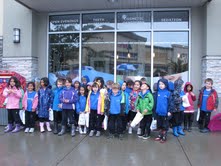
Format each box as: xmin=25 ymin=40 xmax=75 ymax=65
xmin=198 ymin=78 xmax=219 ymax=133
xmin=183 ymin=82 xmax=196 ymax=132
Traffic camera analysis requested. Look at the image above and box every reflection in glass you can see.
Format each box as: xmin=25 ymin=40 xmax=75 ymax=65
xmin=117 ymin=32 xmax=151 ymax=83
xmin=82 ymin=33 xmax=114 ymax=82
xmin=153 ymin=32 xmax=189 ymax=83
xmin=117 ymin=12 xmax=151 ymax=30
xmin=49 ymin=34 xmax=79 ymax=85
xmin=82 ymin=13 xmax=115 ymax=31
xmin=154 ymin=11 xmax=189 ymax=29
xmin=49 ymin=15 xmax=80 ymax=32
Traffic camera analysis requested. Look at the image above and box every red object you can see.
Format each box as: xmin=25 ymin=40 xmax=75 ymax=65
xmin=0 ymin=70 xmax=26 ymax=108
xmin=198 ymin=87 xmax=219 ymax=111
xmin=208 ymin=113 xmax=221 ymax=132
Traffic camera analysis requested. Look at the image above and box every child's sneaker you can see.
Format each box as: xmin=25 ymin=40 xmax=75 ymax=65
xmin=154 ymin=135 xmax=162 ymax=141
xmin=76 ymin=126 xmax=79 ymax=132
xmin=83 ymin=127 xmax=87 ymax=134
xmin=128 ymin=127 xmax=132 ymax=134
xmin=96 ymin=131 xmax=101 ymax=137
xmin=29 ymin=128 xmax=35 ymax=133
xmin=160 ymin=136 xmax=167 ymax=143
xmin=79 ymin=127 xmax=83 ymax=134
xmin=137 ymin=128 xmax=141 ymax=135
xmin=138 ymin=133 xmax=144 ymax=138
xmin=142 ymin=134 xmax=150 ymax=140
xmin=89 ymin=130 xmax=94 ymax=137
xmin=25 ymin=128 xmax=30 ymax=133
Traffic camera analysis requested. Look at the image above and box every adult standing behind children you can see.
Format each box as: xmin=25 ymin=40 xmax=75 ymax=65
xmin=198 ymin=78 xmax=219 ymax=133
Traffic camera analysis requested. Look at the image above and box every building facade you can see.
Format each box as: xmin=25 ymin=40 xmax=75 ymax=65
xmin=1 ymin=0 xmax=221 ymax=101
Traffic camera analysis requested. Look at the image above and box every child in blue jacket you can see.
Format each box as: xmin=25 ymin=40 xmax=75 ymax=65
xmin=108 ymin=83 xmax=124 ymax=139
xmin=58 ymin=77 xmax=78 ymax=137
xmin=154 ymin=78 xmax=172 ymax=143
xmin=76 ymin=86 xmax=87 ymax=134
xmin=52 ymin=78 xmax=64 ymax=134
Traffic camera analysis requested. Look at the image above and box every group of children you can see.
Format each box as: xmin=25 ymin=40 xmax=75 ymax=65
xmin=2 ymin=76 xmax=219 ymax=143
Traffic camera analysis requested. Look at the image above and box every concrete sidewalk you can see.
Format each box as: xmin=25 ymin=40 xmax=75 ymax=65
xmin=0 ymin=127 xmax=220 ymax=166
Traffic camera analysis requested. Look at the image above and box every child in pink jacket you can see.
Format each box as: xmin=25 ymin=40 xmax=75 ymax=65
xmin=183 ymin=82 xmax=196 ymax=132
xmin=3 ymin=76 xmax=22 ymax=133
xmin=22 ymin=82 xmax=38 ymax=133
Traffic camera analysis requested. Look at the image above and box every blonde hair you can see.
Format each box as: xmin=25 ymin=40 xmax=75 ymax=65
xmin=112 ymin=83 xmax=120 ymax=89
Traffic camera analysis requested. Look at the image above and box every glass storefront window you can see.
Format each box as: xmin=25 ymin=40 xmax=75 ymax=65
xmin=117 ymin=32 xmax=151 ymax=83
xmin=153 ymin=32 xmax=189 ymax=84
xmin=117 ymin=12 xmax=151 ymax=30
xmin=48 ymin=33 xmax=79 ymax=86
xmin=49 ymin=15 xmax=80 ymax=32
xmin=82 ymin=33 xmax=114 ymax=82
xmin=153 ymin=11 xmax=189 ymax=29
xmin=82 ymin=13 xmax=115 ymax=31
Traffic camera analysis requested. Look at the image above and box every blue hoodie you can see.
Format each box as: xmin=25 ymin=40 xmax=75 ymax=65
xmin=76 ymin=95 xmax=87 ymax=114
xmin=156 ymin=79 xmax=172 ymax=116
xmin=90 ymin=90 xmax=100 ymax=110
xmin=52 ymin=86 xmax=63 ymax=111
xmin=59 ymin=86 xmax=78 ymax=110
xmin=109 ymin=91 xmax=122 ymax=114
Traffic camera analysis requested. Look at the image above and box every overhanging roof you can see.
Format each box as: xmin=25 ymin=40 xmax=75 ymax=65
xmin=15 ymin=0 xmax=208 ymax=13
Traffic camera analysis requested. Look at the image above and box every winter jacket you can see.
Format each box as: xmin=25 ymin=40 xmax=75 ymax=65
xmin=52 ymin=86 xmax=63 ymax=111
xmin=38 ymin=86 xmax=53 ymax=118
xmin=76 ymin=95 xmax=87 ymax=114
xmin=122 ymin=90 xmax=130 ymax=114
xmin=136 ymin=90 xmax=154 ymax=116
xmin=155 ymin=79 xmax=172 ymax=116
xmin=171 ymin=78 xmax=185 ymax=113
xmin=130 ymin=89 xmax=140 ymax=112
xmin=184 ymin=82 xmax=196 ymax=113
xmin=59 ymin=86 xmax=78 ymax=110
xmin=109 ymin=91 xmax=123 ymax=115
xmin=198 ymin=87 xmax=219 ymax=112
xmin=22 ymin=91 xmax=38 ymax=111
xmin=3 ymin=86 xmax=22 ymax=109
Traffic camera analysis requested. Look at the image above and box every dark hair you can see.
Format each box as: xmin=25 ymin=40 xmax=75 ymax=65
xmin=126 ymin=79 xmax=134 ymax=86
xmin=140 ymin=77 xmax=147 ymax=82
xmin=142 ymin=83 xmax=152 ymax=93
xmin=94 ymin=77 xmax=104 ymax=88
xmin=79 ymin=85 xmax=87 ymax=97
xmin=27 ymin=81 xmax=36 ymax=91
xmin=65 ymin=77 xmax=72 ymax=84
xmin=40 ymin=77 xmax=49 ymax=87
xmin=7 ymin=76 xmax=21 ymax=89
xmin=56 ymin=78 xmax=64 ymax=86
xmin=205 ymin=78 xmax=213 ymax=85
xmin=73 ymin=80 xmax=81 ymax=89
xmin=134 ymin=80 xmax=142 ymax=87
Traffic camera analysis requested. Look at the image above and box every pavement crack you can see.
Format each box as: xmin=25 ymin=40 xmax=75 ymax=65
xmin=55 ymin=135 xmax=88 ymax=166
xmin=177 ymin=137 xmax=193 ymax=166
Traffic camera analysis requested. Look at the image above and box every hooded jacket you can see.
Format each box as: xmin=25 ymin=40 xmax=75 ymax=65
xmin=59 ymin=86 xmax=78 ymax=110
xmin=76 ymin=95 xmax=87 ymax=114
xmin=109 ymin=91 xmax=123 ymax=114
xmin=198 ymin=86 xmax=219 ymax=112
xmin=155 ymin=79 xmax=172 ymax=116
xmin=52 ymin=86 xmax=63 ymax=111
xmin=136 ymin=90 xmax=154 ymax=116
xmin=172 ymin=78 xmax=185 ymax=112
xmin=184 ymin=82 xmax=196 ymax=113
